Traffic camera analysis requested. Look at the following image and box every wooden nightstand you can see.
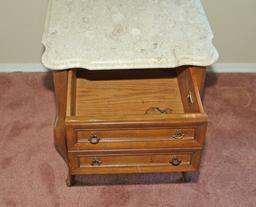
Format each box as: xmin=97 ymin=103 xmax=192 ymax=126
xmin=53 ymin=67 xmax=207 ymax=186
xmin=42 ymin=0 xmax=218 ymax=186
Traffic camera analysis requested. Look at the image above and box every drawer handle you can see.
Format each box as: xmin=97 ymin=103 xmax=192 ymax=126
xmin=145 ymin=107 xmax=173 ymax=114
xmin=170 ymin=156 xmax=182 ymax=166
xmin=91 ymin=159 xmax=102 ymax=166
xmin=171 ymin=129 xmax=184 ymax=140
xmin=88 ymin=133 xmax=101 ymax=144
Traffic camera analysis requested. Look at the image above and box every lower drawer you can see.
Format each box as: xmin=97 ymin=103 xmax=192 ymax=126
xmin=68 ymin=150 xmax=201 ymax=175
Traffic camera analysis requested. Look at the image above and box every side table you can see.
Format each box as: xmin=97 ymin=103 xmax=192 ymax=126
xmin=42 ymin=0 xmax=218 ymax=186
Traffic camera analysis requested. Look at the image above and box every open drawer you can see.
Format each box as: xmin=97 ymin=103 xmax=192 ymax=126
xmin=65 ymin=67 xmax=207 ymax=150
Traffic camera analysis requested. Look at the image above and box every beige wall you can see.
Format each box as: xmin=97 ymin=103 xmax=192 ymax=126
xmin=202 ymin=0 xmax=256 ymax=63
xmin=0 ymin=0 xmax=256 ymax=64
xmin=0 ymin=0 xmax=48 ymax=63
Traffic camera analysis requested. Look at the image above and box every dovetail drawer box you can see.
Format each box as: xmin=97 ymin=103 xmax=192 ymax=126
xmin=62 ymin=67 xmax=208 ymax=185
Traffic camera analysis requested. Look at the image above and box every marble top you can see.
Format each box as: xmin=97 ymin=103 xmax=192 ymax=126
xmin=42 ymin=0 xmax=219 ymax=70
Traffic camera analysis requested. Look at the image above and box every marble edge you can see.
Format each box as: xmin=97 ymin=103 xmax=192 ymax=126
xmin=41 ymin=45 xmax=219 ymax=70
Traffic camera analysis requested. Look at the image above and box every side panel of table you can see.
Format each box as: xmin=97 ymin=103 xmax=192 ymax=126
xmin=190 ymin=66 xmax=206 ymax=97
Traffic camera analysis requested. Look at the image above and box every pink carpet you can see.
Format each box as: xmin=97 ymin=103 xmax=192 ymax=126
xmin=0 ymin=72 xmax=256 ymax=207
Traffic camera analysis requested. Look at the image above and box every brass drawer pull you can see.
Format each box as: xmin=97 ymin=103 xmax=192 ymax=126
xmin=145 ymin=107 xmax=173 ymax=114
xmin=171 ymin=129 xmax=184 ymax=140
xmin=88 ymin=133 xmax=101 ymax=144
xmin=91 ymin=159 xmax=102 ymax=166
xmin=170 ymin=156 xmax=182 ymax=166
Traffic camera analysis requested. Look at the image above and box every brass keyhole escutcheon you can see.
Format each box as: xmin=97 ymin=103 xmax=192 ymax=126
xmin=88 ymin=132 xmax=101 ymax=144
xmin=171 ymin=129 xmax=184 ymax=140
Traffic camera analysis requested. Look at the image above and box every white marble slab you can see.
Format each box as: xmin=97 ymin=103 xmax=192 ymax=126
xmin=42 ymin=0 xmax=219 ymax=70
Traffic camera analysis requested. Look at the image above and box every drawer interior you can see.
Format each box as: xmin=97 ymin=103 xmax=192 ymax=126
xmin=66 ymin=67 xmax=204 ymax=121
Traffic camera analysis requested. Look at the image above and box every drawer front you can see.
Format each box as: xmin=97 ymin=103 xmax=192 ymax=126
xmin=66 ymin=126 xmax=206 ymax=151
xmin=68 ymin=150 xmax=201 ymax=174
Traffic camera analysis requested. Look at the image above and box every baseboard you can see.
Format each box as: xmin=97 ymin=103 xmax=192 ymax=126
xmin=0 ymin=63 xmax=255 ymax=73
xmin=208 ymin=63 xmax=256 ymax=73
xmin=0 ymin=64 xmax=49 ymax=72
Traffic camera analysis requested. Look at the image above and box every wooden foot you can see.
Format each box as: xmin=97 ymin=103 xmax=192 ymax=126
xmin=66 ymin=175 xmax=75 ymax=187
xmin=180 ymin=172 xmax=190 ymax=183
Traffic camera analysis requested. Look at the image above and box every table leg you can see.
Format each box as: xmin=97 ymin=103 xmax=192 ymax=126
xmin=66 ymin=174 xmax=75 ymax=187
xmin=181 ymin=172 xmax=190 ymax=183
xmin=53 ymin=70 xmax=68 ymax=162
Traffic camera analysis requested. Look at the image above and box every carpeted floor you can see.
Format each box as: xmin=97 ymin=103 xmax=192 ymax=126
xmin=0 ymin=72 xmax=256 ymax=207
